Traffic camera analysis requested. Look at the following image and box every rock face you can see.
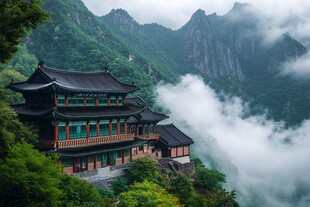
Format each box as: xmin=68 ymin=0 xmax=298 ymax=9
xmin=102 ymin=3 xmax=306 ymax=81
xmin=180 ymin=9 xmax=244 ymax=79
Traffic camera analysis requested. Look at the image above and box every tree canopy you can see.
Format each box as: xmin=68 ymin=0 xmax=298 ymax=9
xmin=119 ymin=180 xmax=181 ymax=207
xmin=0 ymin=0 xmax=49 ymax=63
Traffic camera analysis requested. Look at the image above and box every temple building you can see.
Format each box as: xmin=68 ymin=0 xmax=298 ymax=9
xmin=7 ymin=62 xmax=194 ymax=174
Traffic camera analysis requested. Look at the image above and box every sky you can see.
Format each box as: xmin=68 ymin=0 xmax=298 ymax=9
xmin=155 ymin=75 xmax=310 ymax=206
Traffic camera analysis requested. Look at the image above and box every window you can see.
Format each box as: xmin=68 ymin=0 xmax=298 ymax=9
xmin=98 ymin=97 xmax=107 ymax=106
xmin=118 ymin=97 xmax=123 ymax=106
xmin=149 ymin=124 xmax=154 ymax=135
xmin=63 ymin=159 xmax=73 ymax=167
xmin=119 ymin=119 xmax=125 ymax=134
xmin=110 ymin=96 xmax=116 ymax=105
xmin=124 ymin=149 xmax=130 ymax=157
xmin=144 ymin=125 xmax=148 ymax=135
xmin=58 ymin=122 xmax=66 ymax=140
xmin=138 ymin=126 xmax=143 ymax=135
xmin=99 ymin=120 xmax=109 ymax=136
xmin=139 ymin=145 xmax=143 ymax=151
xmin=112 ymin=120 xmax=117 ymax=135
xmin=116 ymin=151 xmax=122 ymax=159
xmin=88 ymin=156 xmax=93 ymax=163
xmin=89 ymin=121 xmax=97 ymax=137
xmin=69 ymin=121 xmax=86 ymax=139
xmin=58 ymin=95 xmax=65 ymax=106
xmin=96 ymin=154 xmax=101 ymax=162
xmin=130 ymin=124 xmax=136 ymax=135
xmin=86 ymin=97 xmax=95 ymax=106
xmin=68 ymin=97 xmax=84 ymax=106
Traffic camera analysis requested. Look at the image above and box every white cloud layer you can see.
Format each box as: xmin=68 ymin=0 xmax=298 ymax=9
xmin=155 ymin=75 xmax=310 ymax=206
xmin=282 ymin=52 xmax=310 ymax=78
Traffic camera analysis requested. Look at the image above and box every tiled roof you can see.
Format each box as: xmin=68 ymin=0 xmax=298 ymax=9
xmin=8 ymin=64 xmax=138 ymax=94
xmin=157 ymin=124 xmax=194 ymax=147
xmin=10 ymin=104 xmax=145 ymax=120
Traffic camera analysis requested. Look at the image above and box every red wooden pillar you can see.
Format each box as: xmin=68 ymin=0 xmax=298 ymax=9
xmin=117 ymin=120 xmax=120 ymax=135
xmin=66 ymin=123 xmax=70 ymax=140
xmin=65 ymin=95 xmax=69 ymax=106
xmin=116 ymin=96 xmax=119 ymax=106
xmin=73 ymin=158 xmax=76 ymax=173
xmin=124 ymin=121 xmax=127 ymax=135
xmin=136 ymin=126 xmax=139 ymax=136
xmin=130 ymin=148 xmax=133 ymax=161
xmin=86 ymin=122 xmax=89 ymax=139
xmin=122 ymin=97 xmax=125 ymax=105
xmin=83 ymin=98 xmax=87 ymax=106
xmin=121 ymin=150 xmax=124 ymax=163
xmin=154 ymin=124 xmax=156 ymax=134
xmin=54 ymin=124 xmax=58 ymax=141
xmin=148 ymin=124 xmax=150 ymax=136
xmin=107 ymin=97 xmax=111 ymax=106
xmin=96 ymin=122 xmax=100 ymax=137
xmin=109 ymin=121 xmax=112 ymax=136
xmin=54 ymin=96 xmax=58 ymax=106
xmin=95 ymin=97 xmax=99 ymax=106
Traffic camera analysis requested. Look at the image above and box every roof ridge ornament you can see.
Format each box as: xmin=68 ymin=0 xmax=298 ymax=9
xmin=38 ymin=60 xmax=45 ymax=69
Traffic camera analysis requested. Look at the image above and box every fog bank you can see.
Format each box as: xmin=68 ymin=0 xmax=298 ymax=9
xmin=155 ymin=75 xmax=310 ymax=206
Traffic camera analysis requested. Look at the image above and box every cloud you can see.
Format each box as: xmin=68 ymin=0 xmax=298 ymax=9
xmin=282 ymin=52 xmax=310 ymax=79
xmin=155 ymin=74 xmax=310 ymax=206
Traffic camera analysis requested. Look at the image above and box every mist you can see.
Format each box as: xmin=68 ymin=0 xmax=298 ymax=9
xmin=155 ymin=74 xmax=310 ymax=207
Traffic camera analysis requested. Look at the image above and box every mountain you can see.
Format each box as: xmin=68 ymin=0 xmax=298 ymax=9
xmin=4 ymin=0 xmax=309 ymax=125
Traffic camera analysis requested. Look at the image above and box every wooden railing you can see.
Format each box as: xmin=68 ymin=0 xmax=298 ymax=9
xmin=136 ymin=134 xmax=160 ymax=140
xmin=38 ymin=134 xmax=135 ymax=149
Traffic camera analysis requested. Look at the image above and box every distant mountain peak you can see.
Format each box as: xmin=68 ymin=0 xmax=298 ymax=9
xmin=228 ymin=2 xmax=253 ymax=14
xmin=109 ymin=9 xmax=133 ymax=20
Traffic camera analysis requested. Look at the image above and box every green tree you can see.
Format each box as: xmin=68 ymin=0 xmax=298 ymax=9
xmin=119 ymin=180 xmax=181 ymax=207
xmin=127 ymin=157 xmax=159 ymax=183
xmin=0 ymin=141 xmax=63 ymax=207
xmin=0 ymin=69 xmax=26 ymax=103
xmin=204 ymin=190 xmax=239 ymax=207
xmin=111 ymin=177 xmax=130 ymax=196
xmin=0 ymin=102 xmax=37 ymax=158
xmin=194 ymin=167 xmax=226 ymax=191
xmin=60 ymin=174 xmax=104 ymax=207
xmin=0 ymin=0 xmax=50 ymax=63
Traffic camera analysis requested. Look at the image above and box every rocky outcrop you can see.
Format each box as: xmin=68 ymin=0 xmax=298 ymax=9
xmin=180 ymin=9 xmax=244 ymax=80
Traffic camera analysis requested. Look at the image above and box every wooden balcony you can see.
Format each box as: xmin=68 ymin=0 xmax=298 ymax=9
xmin=136 ymin=134 xmax=160 ymax=140
xmin=38 ymin=134 xmax=135 ymax=149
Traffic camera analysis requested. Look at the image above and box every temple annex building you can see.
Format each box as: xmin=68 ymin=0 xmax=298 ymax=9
xmin=8 ymin=62 xmax=194 ymax=174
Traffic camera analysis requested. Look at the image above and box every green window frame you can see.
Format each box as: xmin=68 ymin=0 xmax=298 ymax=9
xmin=63 ymin=159 xmax=73 ymax=167
xmin=69 ymin=121 xmax=86 ymax=139
xmin=119 ymin=119 xmax=125 ymax=134
xmin=112 ymin=120 xmax=117 ymax=135
xmin=58 ymin=122 xmax=66 ymax=140
xmin=57 ymin=95 xmax=65 ymax=106
xmin=68 ymin=97 xmax=84 ymax=106
xmin=86 ymin=97 xmax=95 ymax=106
xmin=89 ymin=121 xmax=97 ymax=137
xmin=149 ymin=124 xmax=154 ymax=135
xmin=99 ymin=120 xmax=109 ymax=136
xmin=144 ymin=125 xmax=148 ymax=135
xmin=98 ymin=97 xmax=107 ymax=106
xmin=88 ymin=156 xmax=93 ymax=163
xmin=116 ymin=151 xmax=122 ymax=159
xmin=124 ymin=149 xmax=130 ymax=157
xmin=110 ymin=96 xmax=116 ymax=105
xmin=118 ymin=97 xmax=123 ymax=106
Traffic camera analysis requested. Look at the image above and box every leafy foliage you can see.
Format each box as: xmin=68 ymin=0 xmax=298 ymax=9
xmin=0 ymin=102 xmax=37 ymax=158
xmin=127 ymin=157 xmax=159 ymax=183
xmin=60 ymin=174 xmax=104 ymax=207
xmin=111 ymin=177 xmax=130 ymax=196
xmin=194 ymin=167 xmax=227 ymax=191
xmin=0 ymin=142 xmax=63 ymax=207
xmin=0 ymin=0 xmax=49 ymax=63
xmin=119 ymin=180 xmax=181 ymax=207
